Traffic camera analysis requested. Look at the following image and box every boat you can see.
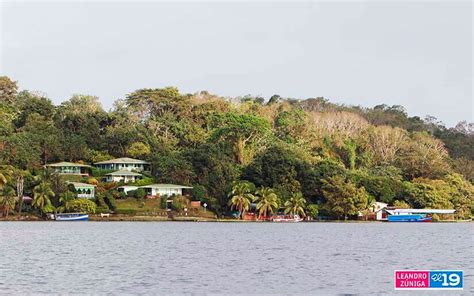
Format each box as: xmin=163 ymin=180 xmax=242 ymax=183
xmin=387 ymin=214 xmax=432 ymax=222
xmin=384 ymin=208 xmax=455 ymax=222
xmin=272 ymin=214 xmax=303 ymax=222
xmin=54 ymin=213 xmax=89 ymax=221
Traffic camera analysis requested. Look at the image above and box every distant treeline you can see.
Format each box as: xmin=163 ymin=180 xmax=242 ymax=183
xmin=0 ymin=76 xmax=472 ymax=218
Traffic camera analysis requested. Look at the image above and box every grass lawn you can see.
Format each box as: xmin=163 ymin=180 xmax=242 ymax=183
xmin=115 ymin=198 xmax=164 ymax=215
xmin=115 ymin=198 xmax=216 ymax=218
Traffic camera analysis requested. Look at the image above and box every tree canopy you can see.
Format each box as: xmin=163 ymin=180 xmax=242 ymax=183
xmin=0 ymin=76 xmax=472 ymax=219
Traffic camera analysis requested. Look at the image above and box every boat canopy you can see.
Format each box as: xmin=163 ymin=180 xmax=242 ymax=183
xmin=385 ymin=209 xmax=455 ymax=215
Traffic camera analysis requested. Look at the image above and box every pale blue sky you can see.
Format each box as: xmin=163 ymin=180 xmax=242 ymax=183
xmin=1 ymin=1 xmax=472 ymax=126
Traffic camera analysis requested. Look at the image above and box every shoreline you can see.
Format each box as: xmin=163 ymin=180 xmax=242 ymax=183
xmin=0 ymin=215 xmax=471 ymax=223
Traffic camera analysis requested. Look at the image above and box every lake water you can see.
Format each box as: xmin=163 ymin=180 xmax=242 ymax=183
xmin=0 ymin=222 xmax=472 ymax=295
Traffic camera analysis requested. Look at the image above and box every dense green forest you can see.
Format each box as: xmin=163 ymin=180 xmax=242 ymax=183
xmin=0 ymin=76 xmax=473 ymax=219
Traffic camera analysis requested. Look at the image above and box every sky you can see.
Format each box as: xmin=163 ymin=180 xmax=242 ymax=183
xmin=1 ymin=0 xmax=472 ymax=126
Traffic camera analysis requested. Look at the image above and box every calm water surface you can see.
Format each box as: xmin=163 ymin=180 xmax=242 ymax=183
xmin=0 ymin=222 xmax=472 ymax=295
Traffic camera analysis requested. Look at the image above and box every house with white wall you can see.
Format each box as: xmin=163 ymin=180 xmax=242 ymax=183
xmin=95 ymin=157 xmax=150 ymax=172
xmin=105 ymin=170 xmax=142 ymax=183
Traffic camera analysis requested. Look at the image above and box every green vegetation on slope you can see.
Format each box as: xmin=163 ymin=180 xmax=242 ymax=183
xmin=0 ymin=76 xmax=472 ymax=219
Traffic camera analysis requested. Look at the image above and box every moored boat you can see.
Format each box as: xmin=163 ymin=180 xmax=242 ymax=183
xmin=384 ymin=208 xmax=455 ymax=222
xmin=272 ymin=214 xmax=303 ymax=223
xmin=387 ymin=214 xmax=432 ymax=222
xmin=55 ymin=213 xmax=89 ymax=221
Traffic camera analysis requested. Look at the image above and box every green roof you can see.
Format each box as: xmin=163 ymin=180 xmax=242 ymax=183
xmin=106 ymin=170 xmax=142 ymax=176
xmin=95 ymin=157 xmax=150 ymax=165
xmin=46 ymin=162 xmax=91 ymax=168
xmin=140 ymin=184 xmax=193 ymax=189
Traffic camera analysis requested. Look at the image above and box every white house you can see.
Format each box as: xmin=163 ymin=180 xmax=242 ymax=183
xmin=46 ymin=162 xmax=92 ymax=176
xmin=68 ymin=182 xmax=96 ymax=199
xmin=140 ymin=184 xmax=193 ymax=197
xmin=105 ymin=170 xmax=142 ymax=183
xmin=372 ymin=202 xmax=388 ymax=220
xmin=95 ymin=157 xmax=150 ymax=172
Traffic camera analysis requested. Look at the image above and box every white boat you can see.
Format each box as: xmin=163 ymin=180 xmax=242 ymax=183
xmin=272 ymin=214 xmax=303 ymax=222
xmin=55 ymin=213 xmax=89 ymax=221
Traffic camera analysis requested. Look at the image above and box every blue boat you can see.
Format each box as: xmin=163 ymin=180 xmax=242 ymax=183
xmin=387 ymin=214 xmax=432 ymax=222
xmin=382 ymin=208 xmax=456 ymax=222
xmin=55 ymin=213 xmax=89 ymax=221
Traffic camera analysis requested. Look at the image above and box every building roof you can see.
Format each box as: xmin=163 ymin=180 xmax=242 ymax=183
xmin=117 ymin=185 xmax=139 ymax=189
xmin=94 ymin=157 xmax=150 ymax=165
xmin=105 ymin=170 xmax=142 ymax=176
xmin=46 ymin=162 xmax=92 ymax=168
xmin=385 ymin=208 xmax=456 ymax=214
xmin=67 ymin=181 xmax=96 ymax=188
xmin=140 ymin=184 xmax=193 ymax=189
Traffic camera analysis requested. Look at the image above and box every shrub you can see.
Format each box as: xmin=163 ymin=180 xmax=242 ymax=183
xmin=95 ymin=192 xmax=107 ymax=208
xmin=91 ymin=168 xmax=116 ymax=177
xmin=87 ymin=177 xmax=99 ymax=185
xmin=192 ymin=185 xmax=207 ymax=201
xmin=115 ymin=208 xmax=137 ymax=215
xmin=134 ymin=188 xmax=146 ymax=199
xmin=132 ymin=177 xmax=154 ymax=186
xmin=307 ymin=204 xmax=319 ymax=218
xmin=66 ymin=199 xmax=97 ymax=214
xmin=160 ymin=195 xmax=169 ymax=209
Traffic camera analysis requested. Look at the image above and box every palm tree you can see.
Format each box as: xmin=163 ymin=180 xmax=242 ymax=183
xmin=284 ymin=192 xmax=307 ymax=217
xmin=0 ymin=173 xmax=7 ymax=190
xmin=361 ymin=195 xmax=376 ymax=220
xmin=0 ymin=165 xmax=13 ymax=190
xmin=0 ymin=186 xmax=16 ymax=217
xmin=255 ymin=187 xmax=279 ymax=220
xmin=57 ymin=191 xmax=76 ymax=213
xmin=33 ymin=182 xmax=54 ymax=212
xmin=228 ymin=181 xmax=256 ymax=219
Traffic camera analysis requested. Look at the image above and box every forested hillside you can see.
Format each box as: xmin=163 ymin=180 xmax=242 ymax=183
xmin=0 ymin=76 xmax=472 ymax=218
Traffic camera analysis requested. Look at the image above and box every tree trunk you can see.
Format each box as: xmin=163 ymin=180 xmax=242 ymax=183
xmin=16 ymin=175 xmax=24 ymax=216
xmin=236 ymin=138 xmax=245 ymax=164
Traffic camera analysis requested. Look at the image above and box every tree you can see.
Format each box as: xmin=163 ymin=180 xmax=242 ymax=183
xmin=398 ymin=132 xmax=451 ymax=179
xmin=393 ymin=200 xmax=410 ymax=209
xmin=255 ymin=187 xmax=279 ymax=219
xmin=321 ymin=176 xmax=369 ymax=220
xmin=127 ymin=142 xmax=151 ymax=159
xmin=21 ymin=113 xmax=64 ymax=164
xmin=306 ymin=204 xmax=319 ymax=219
xmin=126 ymin=87 xmax=190 ymax=120
xmin=173 ymin=195 xmax=189 ymax=212
xmin=284 ymin=192 xmax=307 ymax=217
xmin=189 ymin=143 xmax=241 ymax=213
xmin=211 ymin=113 xmax=271 ymax=164
xmin=274 ymin=108 xmax=307 ymax=144
xmin=0 ymin=76 xmax=18 ymax=103
xmin=352 ymin=166 xmax=404 ymax=204
xmin=14 ymin=169 xmax=26 ymax=215
xmin=57 ymin=191 xmax=76 ymax=213
xmin=228 ymin=181 xmax=256 ymax=219
xmin=66 ymin=199 xmax=97 ymax=213
xmin=243 ymin=145 xmax=309 ymax=201
xmin=366 ymin=126 xmax=407 ymax=166
xmin=0 ymin=186 xmax=16 ymax=217
xmin=0 ymin=170 xmax=9 ymax=190
xmin=58 ymin=94 xmax=104 ymax=114
xmin=33 ymin=182 xmax=54 ymax=213
xmin=14 ymin=91 xmax=55 ymax=128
